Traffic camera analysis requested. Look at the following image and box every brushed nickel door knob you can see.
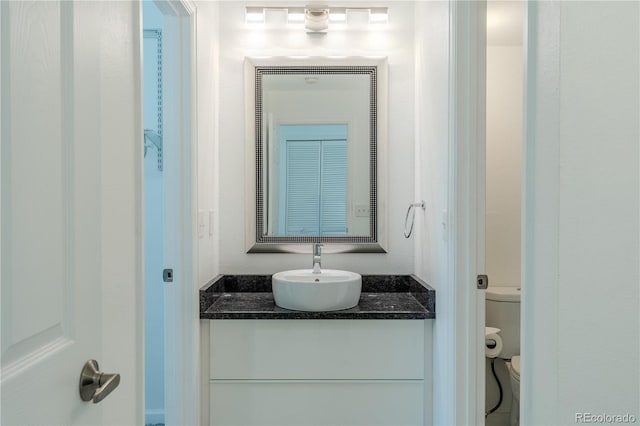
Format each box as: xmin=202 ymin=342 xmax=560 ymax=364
xmin=79 ymin=359 xmax=120 ymax=403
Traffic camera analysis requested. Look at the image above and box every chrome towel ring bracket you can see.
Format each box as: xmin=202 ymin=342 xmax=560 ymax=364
xmin=404 ymin=201 xmax=426 ymax=238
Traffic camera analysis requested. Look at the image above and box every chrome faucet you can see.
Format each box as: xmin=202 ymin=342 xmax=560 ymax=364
xmin=312 ymin=243 xmax=323 ymax=274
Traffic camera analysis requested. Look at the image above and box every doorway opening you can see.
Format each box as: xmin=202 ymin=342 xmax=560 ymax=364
xmin=484 ymin=2 xmax=525 ymax=426
xmin=142 ymin=1 xmax=197 ymax=425
xmin=143 ymin=2 xmax=166 ymax=424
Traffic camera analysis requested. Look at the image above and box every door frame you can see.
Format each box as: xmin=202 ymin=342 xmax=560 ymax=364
xmin=449 ymin=0 xmax=487 ymax=424
xmin=146 ymin=1 xmax=198 ymax=425
xmin=142 ymin=1 xmax=491 ymax=425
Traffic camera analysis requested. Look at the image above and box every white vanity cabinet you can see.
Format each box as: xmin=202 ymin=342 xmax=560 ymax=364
xmin=202 ymin=319 xmax=433 ymax=426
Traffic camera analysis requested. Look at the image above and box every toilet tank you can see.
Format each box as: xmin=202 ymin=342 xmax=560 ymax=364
xmin=485 ymin=286 xmax=521 ymax=359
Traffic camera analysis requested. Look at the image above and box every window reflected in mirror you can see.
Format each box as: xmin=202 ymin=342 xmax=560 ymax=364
xmin=270 ymin=124 xmax=352 ymax=236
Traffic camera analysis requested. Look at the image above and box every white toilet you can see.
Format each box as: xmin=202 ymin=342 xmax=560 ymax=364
xmin=486 ymin=286 xmax=521 ymax=426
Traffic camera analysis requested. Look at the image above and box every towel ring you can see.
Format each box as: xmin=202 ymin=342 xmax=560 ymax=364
xmin=404 ymin=201 xmax=426 ymax=238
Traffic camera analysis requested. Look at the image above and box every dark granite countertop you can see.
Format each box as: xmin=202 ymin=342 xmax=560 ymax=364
xmin=200 ymin=275 xmax=435 ymax=320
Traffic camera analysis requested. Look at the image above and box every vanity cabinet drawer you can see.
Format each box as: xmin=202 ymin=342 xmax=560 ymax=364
xmin=210 ymin=381 xmax=424 ymax=426
xmin=210 ymin=319 xmax=424 ymax=380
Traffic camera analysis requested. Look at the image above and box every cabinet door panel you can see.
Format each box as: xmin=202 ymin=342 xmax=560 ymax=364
xmin=210 ymin=381 xmax=424 ymax=426
xmin=210 ymin=320 xmax=424 ymax=380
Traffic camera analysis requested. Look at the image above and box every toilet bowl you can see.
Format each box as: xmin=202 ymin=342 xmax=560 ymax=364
xmin=507 ymin=355 xmax=520 ymax=426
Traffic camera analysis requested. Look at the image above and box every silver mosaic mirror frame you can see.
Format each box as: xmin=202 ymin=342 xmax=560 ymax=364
xmin=245 ymin=57 xmax=388 ymax=253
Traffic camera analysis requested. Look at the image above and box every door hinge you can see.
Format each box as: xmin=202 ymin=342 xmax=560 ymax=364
xmin=477 ymin=274 xmax=488 ymax=290
xmin=163 ymin=268 xmax=174 ymax=283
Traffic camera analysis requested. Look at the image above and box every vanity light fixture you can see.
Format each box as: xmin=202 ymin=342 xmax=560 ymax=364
xmin=368 ymin=7 xmax=389 ymax=24
xmin=245 ymin=6 xmax=388 ymax=30
xmin=305 ymin=7 xmax=330 ymax=33
xmin=287 ymin=7 xmax=305 ymax=24
xmin=245 ymin=6 xmax=266 ymax=24
xmin=328 ymin=7 xmax=347 ymax=24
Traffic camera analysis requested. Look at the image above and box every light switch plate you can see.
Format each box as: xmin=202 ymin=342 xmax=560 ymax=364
xmin=354 ymin=204 xmax=369 ymax=217
xmin=198 ymin=210 xmax=206 ymax=238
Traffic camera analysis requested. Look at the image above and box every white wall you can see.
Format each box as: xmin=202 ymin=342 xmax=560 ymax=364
xmin=486 ymin=45 xmax=522 ymax=288
xmin=196 ymin=1 xmax=220 ymax=286
xmin=413 ymin=2 xmax=451 ymax=425
xmin=216 ymin=1 xmax=415 ymax=275
xmin=523 ymin=2 xmax=639 ymax=424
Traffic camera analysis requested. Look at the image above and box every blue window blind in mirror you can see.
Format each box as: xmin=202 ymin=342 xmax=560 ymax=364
xmin=279 ymin=124 xmax=348 ymax=236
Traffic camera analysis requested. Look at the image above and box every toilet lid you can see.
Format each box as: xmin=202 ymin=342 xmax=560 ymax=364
xmin=511 ymin=355 xmax=520 ymax=380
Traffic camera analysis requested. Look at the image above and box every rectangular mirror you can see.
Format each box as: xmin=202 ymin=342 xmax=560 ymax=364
xmin=245 ymin=57 xmax=387 ymax=253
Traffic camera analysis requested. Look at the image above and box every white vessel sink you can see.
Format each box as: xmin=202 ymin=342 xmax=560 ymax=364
xmin=272 ymin=269 xmax=362 ymax=312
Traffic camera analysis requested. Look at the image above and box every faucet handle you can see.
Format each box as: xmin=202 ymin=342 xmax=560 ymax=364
xmin=313 ymin=243 xmax=323 ymax=255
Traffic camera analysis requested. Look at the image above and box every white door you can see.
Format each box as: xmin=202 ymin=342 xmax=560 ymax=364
xmin=1 ymin=2 xmax=142 ymax=425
